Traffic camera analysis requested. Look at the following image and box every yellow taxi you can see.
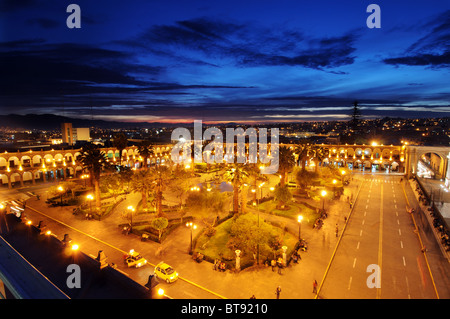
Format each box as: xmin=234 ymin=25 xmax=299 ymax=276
xmin=154 ymin=262 xmax=178 ymax=283
xmin=124 ymin=249 xmax=147 ymax=268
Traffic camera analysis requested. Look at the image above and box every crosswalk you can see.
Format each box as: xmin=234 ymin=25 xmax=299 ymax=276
xmin=362 ymin=178 xmax=400 ymax=184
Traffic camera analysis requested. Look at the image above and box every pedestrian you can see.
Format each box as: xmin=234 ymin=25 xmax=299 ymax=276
xmin=275 ymin=286 xmax=281 ymax=299
xmin=271 ymin=259 xmax=276 ymax=272
xmin=312 ymin=280 xmax=318 ymax=294
xmin=277 ymin=257 xmax=283 ymax=275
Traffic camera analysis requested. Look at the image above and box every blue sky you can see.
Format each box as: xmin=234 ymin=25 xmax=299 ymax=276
xmin=1 ymin=0 xmax=449 ymax=123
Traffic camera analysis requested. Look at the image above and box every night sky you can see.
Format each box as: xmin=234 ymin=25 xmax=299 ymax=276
xmin=1 ymin=0 xmax=449 ymax=124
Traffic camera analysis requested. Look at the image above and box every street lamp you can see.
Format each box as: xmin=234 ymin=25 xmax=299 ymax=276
xmin=332 ymin=179 xmax=337 ymax=198
xmin=186 ymin=222 xmax=197 ymax=254
xmin=297 ymin=215 xmax=303 ymax=240
xmin=321 ymin=190 xmax=327 ymax=211
xmin=86 ymin=194 xmax=94 ymax=215
xmin=127 ymin=205 xmax=135 ymax=231
xmin=81 ymin=174 xmax=89 ymax=187
xmin=58 ymin=185 xmax=64 ymax=205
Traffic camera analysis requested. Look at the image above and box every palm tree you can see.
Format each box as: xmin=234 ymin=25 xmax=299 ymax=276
xmin=151 ymin=165 xmax=171 ymax=216
xmin=312 ymin=145 xmax=326 ymax=173
xmin=130 ymin=169 xmax=152 ymax=211
xmin=79 ymin=144 xmax=109 ymax=211
xmin=137 ymin=140 xmax=154 ymax=169
xmin=113 ymin=133 xmax=128 ymax=165
xmin=223 ymin=163 xmax=249 ymax=214
xmin=294 ymin=142 xmax=311 ymax=171
xmin=278 ymin=146 xmax=295 ymax=187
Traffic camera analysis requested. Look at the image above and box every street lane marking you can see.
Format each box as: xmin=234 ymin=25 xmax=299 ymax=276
xmin=401 ymin=182 xmax=439 ymax=299
xmin=356 ymin=242 xmax=360 ymax=250
xmin=398 ymin=229 xmax=402 ymax=236
xmin=402 ymin=256 xmax=406 ymax=266
xmin=353 ymin=258 xmax=357 ymax=268
xmin=400 ymin=241 xmax=403 ymax=249
xmin=348 ymin=276 xmax=352 ymax=290
xmin=360 ymin=230 xmax=363 ymax=236
xmin=377 ymin=183 xmax=384 ymax=299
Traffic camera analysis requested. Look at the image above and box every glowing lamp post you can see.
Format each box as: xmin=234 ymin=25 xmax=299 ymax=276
xmin=58 ymin=186 xmax=64 ymax=205
xmin=321 ymin=190 xmax=327 ymax=211
xmin=86 ymin=194 xmax=94 ymax=215
xmin=297 ymin=215 xmax=303 ymax=240
xmin=186 ymin=222 xmax=197 ymax=254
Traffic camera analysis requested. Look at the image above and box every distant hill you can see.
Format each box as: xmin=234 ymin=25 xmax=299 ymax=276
xmin=0 ymin=114 xmax=181 ymax=130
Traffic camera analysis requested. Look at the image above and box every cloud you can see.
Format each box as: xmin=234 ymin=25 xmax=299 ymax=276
xmin=383 ymin=52 xmax=450 ymax=67
xmin=26 ymin=18 xmax=59 ymax=29
xmin=383 ymin=10 xmax=450 ymax=68
xmin=0 ymin=0 xmax=37 ymax=12
xmin=131 ymin=17 xmax=357 ymax=71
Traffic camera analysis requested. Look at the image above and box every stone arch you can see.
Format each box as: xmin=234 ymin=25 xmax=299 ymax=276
xmin=372 ymin=148 xmax=381 ymax=159
xmin=32 ymin=155 xmax=42 ymax=166
xmin=0 ymin=173 xmax=8 ymax=186
xmin=43 ymin=154 xmax=54 ymax=163
xmin=23 ymin=171 xmax=33 ymax=182
xmin=0 ymin=156 xmax=8 ymax=168
xmin=20 ymin=155 xmax=32 ymax=167
xmin=10 ymin=172 xmax=21 ymax=186
xmin=54 ymin=153 xmax=64 ymax=163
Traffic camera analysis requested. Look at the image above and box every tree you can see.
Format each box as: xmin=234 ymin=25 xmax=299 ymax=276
xmin=169 ymin=166 xmax=193 ymax=210
xmin=185 ymin=189 xmax=228 ymax=226
xmin=229 ymin=213 xmax=273 ymax=263
xmin=79 ymin=144 xmax=109 ymax=210
xmin=130 ymin=168 xmax=153 ymax=211
xmin=100 ymin=173 xmax=122 ymax=202
xmin=113 ymin=133 xmax=128 ymax=165
xmin=278 ymin=146 xmax=296 ymax=186
xmin=150 ymin=165 xmax=171 ymax=217
xmin=294 ymin=142 xmax=311 ymax=171
xmin=273 ymin=184 xmax=292 ymax=209
xmin=117 ymin=166 xmax=133 ymax=192
xmin=295 ymin=169 xmax=318 ymax=190
xmin=223 ymin=164 xmax=249 ymax=214
xmin=350 ymin=100 xmax=361 ymax=130
xmin=137 ymin=140 xmax=154 ymax=169
xmin=311 ymin=145 xmax=326 ymax=173
xmin=151 ymin=217 xmax=168 ymax=241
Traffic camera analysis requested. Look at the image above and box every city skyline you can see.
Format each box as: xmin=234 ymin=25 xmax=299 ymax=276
xmin=1 ymin=0 xmax=449 ymax=124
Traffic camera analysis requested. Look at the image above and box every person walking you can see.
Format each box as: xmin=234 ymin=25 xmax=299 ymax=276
xmin=277 ymin=258 xmax=283 ymax=275
xmin=312 ymin=280 xmax=318 ymax=294
xmin=275 ymin=286 xmax=281 ymax=299
xmin=271 ymin=259 xmax=276 ymax=272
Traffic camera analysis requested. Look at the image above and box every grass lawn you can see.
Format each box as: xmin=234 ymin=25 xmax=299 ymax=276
xmin=195 ymin=216 xmax=299 ymax=270
xmin=256 ymin=200 xmax=319 ymax=226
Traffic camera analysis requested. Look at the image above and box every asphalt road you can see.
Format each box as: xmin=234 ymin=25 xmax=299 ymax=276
xmin=319 ymin=175 xmax=439 ymax=299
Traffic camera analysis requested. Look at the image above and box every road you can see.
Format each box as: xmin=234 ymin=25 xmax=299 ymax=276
xmin=319 ymin=174 xmax=439 ymax=299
